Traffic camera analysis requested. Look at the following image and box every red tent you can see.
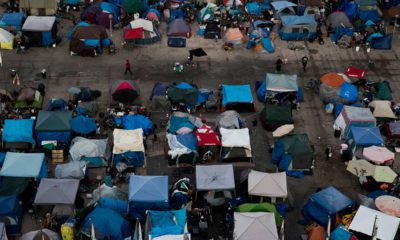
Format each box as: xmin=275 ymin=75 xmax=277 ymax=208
xmin=124 ymin=28 xmax=144 ymax=40
xmin=344 ymin=66 xmax=367 ymax=79
xmin=195 ymin=125 xmax=221 ymax=146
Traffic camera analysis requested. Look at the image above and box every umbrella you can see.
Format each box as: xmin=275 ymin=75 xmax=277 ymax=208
xmin=68 ymin=87 xmax=81 ymax=94
xmin=375 ymin=195 xmax=400 ymax=217
xmin=70 ymin=115 xmax=97 ymax=134
xmin=20 ymin=229 xmax=59 ymax=240
xmin=189 ymin=48 xmax=207 ymax=57
xmin=363 ymin=146 xmax=395 ymax=164
xmin=272 ymin=124 xmax=294 ymax=137
xmin=373 ymin=165 xmax=397 ymax=183
xmin=111 ymin=80 xmax=140 ymax=104
xmin=346 ymin=159 xmax=375 ymax=177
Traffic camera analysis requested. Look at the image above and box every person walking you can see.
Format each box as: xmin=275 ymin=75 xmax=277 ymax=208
xmin=276 ymin=58 xmax=283 ymax=72
xmin=124 ymin=60 xmax=132 ymax=75
xmin=325 ymin=146 xmax=332 ymax=160
xmin=301 ymin=56 xmax=309 ymax=72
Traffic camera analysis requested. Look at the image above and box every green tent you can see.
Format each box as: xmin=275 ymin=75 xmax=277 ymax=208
xmin=35 ymin=111 xmax=72 ymax=132
xmin=280 ymin=134 xmax=313 ymax=170
xmin=123 ymin=0 xmax=145 ymax=14
xmin=260 ymin=104 xmax=293 ymax=126
xmin=375 ymin=81 xmax=392 ymax=101
xmin=237 ymin=203 xmax=281 ymax=225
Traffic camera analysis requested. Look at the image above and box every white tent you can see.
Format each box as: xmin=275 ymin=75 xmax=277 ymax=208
xmin=130 ymin=18 xmax=154 ymax=32
xmin=248 ymin=170 xmax=287 ymax=198
xmin=196 ymin=164 xmax=235 ymax=191
xmin=234 ymin=212 xmax=278 ymax=240
xmin=369 ymin=100 xmax=396 ymax=119
xmin=349 ymin=205 xmax=400 ymax=240
xmin=113 ymin=129 xmax=144 ymax=154
xmin=220 ymin=128 xmax=251 ymax=149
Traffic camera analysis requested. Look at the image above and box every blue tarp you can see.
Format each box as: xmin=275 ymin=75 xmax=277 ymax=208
xmin=330 ymin=225 xmax=352 ymax=240
xmin=2 ymin=119 xmax=35 ymax=145
xmin=370 ymin=34 xmax=392 ymax=49
xmin=358 ymin=10 xmax=382 ymax=23
xmin=339 ymin=0 xmax=357 ymax=21
xmin=113 ymin=151 xmax=145 ymax=167
xmin=222 ymin=84 xmax=253 ymax=106
xmin=176 ymin=133 xmax=198 ymax=150
xmin=331 ymin=27 xmax=354 ymax=43
xmin=47 ymin=98 xmax=67 ymax=111
xmin=82 ymin=207 xmax=131 ymax=239
xmin=120 ymin=114 xmax=153 ymax=136
xmin=261 ymin=37 xmax=274 ymax=53
xmin=349 ymin=126 xmax=383 ymax=146
xmin=246 ymin=2 xmax=269 ymax=15
xmin=129 ymin=175 xmax=169 ymax=220
xmin=0 ymin=195 xmax=24 ymax=234
xmin=41 ymin=31 xmax=54 ymax=46
xmin=0 ymin=12 xmax=24 ymax=30
xmin=99 ymin=197 xmax=128 ymax=215
xmin=36 ymin=132 xmax=72 ymax=144
xmin=64 ymin=0 xmax=80 ymax=5
xmin=148 ymin=209 xmax=187 ymax=238
xmin=70 ymin=116 xmax=97 ymax=135
xmin=271 ymin=1 xmax=297 ymax=11
xmin=84 ymin=39 xmax=101 ymax=47
xmin=100 ymin=2 xmax=121 ymax=23
xmin=339 ymin=82 xmax=358 ymax=104
xmin=169 ymin=116 xmax=195 ymax=134
xmin=311 ymin=187 xmax=353 ymax=213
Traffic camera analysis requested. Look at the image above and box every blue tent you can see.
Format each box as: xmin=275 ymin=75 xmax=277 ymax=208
xmin=0 ymin=195 xmax=25 ymax=234
xmin=358 ymin=10 xmax=382 ymax=22
xmin=47 ymin=98 xmax=67 ymax=111
xmin=70 ymin=115 xmax=97 ymax=135
xmin=339 ymin=82 xmax=358 ymax=104
xmin=147 ymin=209 xmax=187 ymax=238
xmin=120 ymin=115 xmax=153 ymax=136
xmin=349 ymin=126 xmax=384 ymax=147
xmin=331 ymin=27 xmax=354 ymax=43
xmin=338 ymin=0 xmax=357 ymax=21
xmin=150 ymin=82 xmax=169 ymax=99
xmin=370 ymin=34 xmax=392 ymax=49
xmin=35 ymin=111 xmax=72 ymax=144
xmin=279 ymin=15 xmax=317 ymax=40
xmin=222 ymin=84 xmax=253 ymax=106
xmin=2 ymin=119 xmax=35 ymax=145
xmin=129 ymin=175 xmax=169 ymax=220
xmin=0 ymin=152 xmax=47 ymax=178
xmin=0 ymin=12 xmax=25 ymax=31
xmin=113 ymin=151 xmax=145 ymax=167
xmin=67 ymin=21 xmax=91 ymax=39
xmin=303 ymin=187 xmax=353 ymax=226
xmin=82 ymin=207 xmax=131 ymax=239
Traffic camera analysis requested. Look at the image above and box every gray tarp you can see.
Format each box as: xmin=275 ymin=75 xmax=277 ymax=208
xmin=55 ymin=161 xmax=86 ymax=179
xmin=216 ymin=110 xmax=244 ymax=129
xmin=69 ymin=137 xmax=110 ymax=165
xmin=88 ymin=184 xmax=128 ymax=206
xmin=34 ymin=178 xmax=79 ymax=205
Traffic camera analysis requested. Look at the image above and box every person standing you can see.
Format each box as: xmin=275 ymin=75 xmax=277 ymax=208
xmin=301 ymin=56 xmax=309 ymax=72
xmin=325 ymin=146 xmax=332 ymax=160
xmin=276 ymin=58 xmax=283 ymax=72
xmin=124 ymin=60 xmax=132 ymax=75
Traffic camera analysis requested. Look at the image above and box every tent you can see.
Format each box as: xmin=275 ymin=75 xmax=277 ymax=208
xmin=303 ymin=187 xmax=353 ymax=226
xmin=113 ymin=129 xmax=145 ymax=167
xmin=220 ymin=128 xmax=252 ymax=162
xmin=166 ymin=133 xmax=198 ymax=166
xmin=0 ymin=12 xmax=25 ymax=31
xmin=128 ymin=175 xmax=169 ymax=220
xmin=123 ymin=0 xmax=145 ymax=14
xmin=2 ymin=119 xmax=35 ymax=147
xmin=125 ymin=19 xmax=161 ymax=46
xmin=20 ymin=229 xmax=59 ymax=240
xmin=216 ymin=110 xmax=245 ymax=129
xmin=69 ymin=25 xmax=110 ymax=56
xmin=0 ymin=152 xmax=47 ymax=178
xmin=35 ymin=111 xmax=72 ymax=144
xmin=150 ymin=82 xmax=169 ymax=99
xmin=222 ymin=84 xmax=254 ymax=112
xmin=375 ymin=81 xmax=392 ymax=100
xmin=326 ymin=12 xmax=353 ymax=28
xmin=82 ymin=207 xmax=132 ymax=239
xmin=69 ymin=137 xmax=110 ymax=166
xmin=248 ymin=170 xmax=287 ymax=198
xmin=279 ymin=15 xmax=317 ymax=40
xmin=22 ymin=16 xmax=58 ymax=47
xmin=196 ymin=164 xmax=235 ymax=191
xmin=168 ymin=111 xmax=200 ymax=134
xmin=47 ymin=98 xmax=67 ymax=111
xmin=363 ymin=146 xmax=394 ymax=164
xmin=344 ymin=66 xmax=367 ymax=79
xmin=34 ymin=178 xmax=79 ymax=205
xmin=349 ymin=205 xmax=400 ymax=240
xmin=260 ymin=104 xmax=293 ymax=130
xmin=111 ymin=80 xmax=140 ymax=104
xmin=348 ymin=126 xmax=384 ymax=148
xmin=224 ymin=28 xmax=244 ymax=45
xmin=70 ymin=115 xmax=97 ymax=135
xmin=146 ymin=209 xmax=188 ymax=239
xmin=167 ymin=19 xmax=191 ymax=37
xmin=0 ymin=28 xmax=13 ymax=50
xmin=0 ymin=195 xmax=25 ymax=235
xmin=81 ymin=2 xmax=120 ymax=27
xmin=272 ymin=134 xmax=313 ymax=171
xmin=334 ymin=106 xmax=376 ymax=139
xmin=319 ymin=80 xmax=358 ymax=104
xmin=167 ymin=82 xmax=198 ymax=107
xmin=256 ymin=73 xmax=298 ymax=104
xmin=369 ymin=100 xmax=396 ymax=121
xmin=271 ymin=1 xmax=296 ymax=19
xmin=55 ymin=161 xmax=86 ymax=179
xmin=237 ymin=203 xmax=281 ymax=225
xmin=234 ymin=212 xmax=278 ymax=240
xmin=384 ymin=121 xmax=400 ymax=139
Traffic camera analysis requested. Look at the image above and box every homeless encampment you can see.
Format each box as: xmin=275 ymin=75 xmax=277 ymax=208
xmin=22 ymin=16 xmax=58 ymax=47
xmin=69 ymin=25 xmax=110 ymax=57
xmin=260 ymin=104 xmax=293 ymax=130
xmin=272 ymin=134 xmax=313 ymax=172
xmin=2 ymin=119 xmax=35 ymax=149
xmin=279 ymin=15 xmax=317 ymax=40
xmin=221 ymin=84 xmax=255 ymax=112
xmin=35 ymin=111 xmax=73 ymax=144
xmin=112 ymin=129 xmax=145 ymax=167
xmin=256 ymin=73 xmax=298 ymax=104
xmin=334 ymin=106 xmax=376 ymax=139
xmin=124 ymin=18 xmax=161 ymax=46
xmin=129 ymin=175 xmax=169 ymax=220
xmin=69 ymin=137 xmax=110 ymax=167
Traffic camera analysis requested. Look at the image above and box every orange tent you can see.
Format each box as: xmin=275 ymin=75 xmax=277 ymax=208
xmin=320 ymin=72 xmax=345 ymax=88
xmin=224 ymin=28 xmax=244 ymax=43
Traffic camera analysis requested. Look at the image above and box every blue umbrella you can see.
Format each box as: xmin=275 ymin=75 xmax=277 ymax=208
xmin=70 ymin=115 xmax=97 ymax=135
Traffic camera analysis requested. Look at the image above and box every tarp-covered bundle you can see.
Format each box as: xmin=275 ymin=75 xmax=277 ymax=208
xmin=334 ymin=106 xmax=376 ymax=139
xmin=35 ymin=111 xmax=72 ymax=144
xmin=146 ymin=208 xmax=188 ymax=239
xmin=0 ymin=152 xmax=47 ymax=178
xmin=234 ymin=212 xmax=279 ymax=240
xmin=224 ymin=28 xmax=244 ymax=45
xmin=2 ymin=119 xmax=35 ymax=147
xmin=0 ymin=12 xmax=25 ymax=31
xmin=167 ymin=19 xmax=191 ymax=37
xmin=112 ymin=129 xmax=145 ymax=167
xmin=0 ymin=28 xmax=14 ymax=50
xmin=248 ymin=170 xmax=287 ymax=198
xmin=348 ymin=126 xmax=384 ymax=149
xmin=222 ymin=84 xmax=254 ymax=112
xmin=0 ymin=195 xmax=24 ymax=235
xmin=272 ymin=134 xmax=313 ymax=171
xmin=220 ymin=128 xmax=252 ymax=162
xmin=69 ymin=137 xmax=110 ymax=167
xmin=69 ymin=25 xmax=110 ymax=57
xmin=260 ymin=104 xmax=293 ymax=130
xmin=34 ymin=178 xmax=79 ymax=205
xmin=166 ymin=133 xmax=198 ymax=166
xmin=111 ymin=80 xmax=140 ymax=104
xmin=55 ymin=161 xmax=86 ymax=179
xmin=279 ymin=15 xmax=317 ymax=40
xmin=167 ymin=82 xmax=199 ymax=108
xmin=216 ymin=110 xmax=245 ymax=129
xmin=257 ymin=73 xmax=298 ymax=104
xmin=196 ymin=164 xmax=235 ymax=190
xmin=124 ymin=18 xmax=161 ymax=46
xmin=319 ymin=72 xmax=358 ymax=104
xmin=129 ymin=175 xmax=169 ymax=220
xmin=369 ymin=100 xmax=396 ymax=121
xmin=116 ymin=114 xmax=153 ymax=136
xmin=303 ymin=187 xmax=353 ymax=226
xmin=22 ymin=16 xmax=57 ymax=47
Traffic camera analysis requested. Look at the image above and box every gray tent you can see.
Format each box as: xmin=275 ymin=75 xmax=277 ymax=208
xmin=326 ymin=12 xmax=353 ymax=28
xmin=167 ymin=19 xmax=191 ymax=37
xmin=69 ymin=137 xmax=110 ymax=166
xmin=34 ymin=178 xmax=79 ymax=205
xmin=216 ymin=110 xmax=244 ymax=129
xmin=196 ymin=164 xmax=235 ymax=191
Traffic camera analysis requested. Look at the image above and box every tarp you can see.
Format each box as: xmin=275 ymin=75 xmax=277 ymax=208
xmin=216 ymin=110 xmax=243 ymax=129
xmin=34 ymin=178 xmax=79 ymax=205
xmin=120 ymin=114 xmax=153 ymax=136
xmin=265 ymin=73 xmax=298 ymax=92
xmin=147 ymin=209 xmax=187 ymax=238
xmin=167 ymin=19 xmax=191 ymax=37
xmin=195 ymin=124 xmax=221 ymax=146
xmin=35 ymin=111 xmax=72 ymax=132
xmin=344 ymin=66 xmax=367 ymax=79
xmin=222 ymin=84 xmax=253 ymax=106
xmin=82 ymin=207 xmax=131 ymax=239
xmin=271 ymin=1 xmax=297 ymax=10
xmin=0 ymin=12 xmax=24 ymax=30
xmin=375 ymin=81 xmax=392 ymax=100
xmin=349 ymin=205 xmax=400 ymax=240
xmin=248 ymin=170 xmax=287 ymax=198
xmin=311 ymin=187 xmax=353 ymax=213
xmin=220 ymin=128 xmax=251 ymax=149
xmin=196 ymin=164 xmax=235 ymax=190
xmin=0 ymin=152 xmax=45 ymax=178
xmin=281 ymin=15 xmax=316 ymax=25
xmin=130 ymin=18 xmax=154 ymax=32
xmin=113 ymin=129 xmax=144 ymax=154
xmin=22 ymin=16 xmax=56 ymax=31
xmin=2 ymin=119 xmax=35 ymax=145
xmin=234 ymin=212 xmax=278 ymax=240
xmin=349 ymin=126 xmax=384 ymax=146
xmin=369 ymin=100 xmax=396 ymax=120
xmin=260 ymin=104 xmax=293 ymax=126
xmin=70 ymin=115 xmax=97 ymax=135
xmin=326 ymin=12 xmax=353 ymax=28
xmin=320 ymin=72 xmax=345 ymax=88
xmin=167 ymin=83 xmax=198 ymax=106
xmin=54 ymin=161 xmax=86 ymax=179
xmin=69 ymin=137 xmax=109 ymax=164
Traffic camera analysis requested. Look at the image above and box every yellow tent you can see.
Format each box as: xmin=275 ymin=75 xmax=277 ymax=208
xmin=0 ymin=28 xmax=14 ymax=50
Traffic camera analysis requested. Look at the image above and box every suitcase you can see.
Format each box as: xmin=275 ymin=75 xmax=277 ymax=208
xmin=168 ymin=37 xmax=186 ymax=48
